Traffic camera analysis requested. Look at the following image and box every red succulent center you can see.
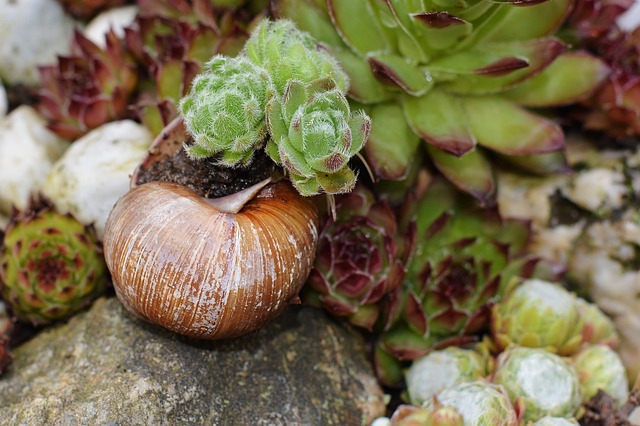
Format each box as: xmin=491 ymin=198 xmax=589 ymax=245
xmin=29 ymin=254 xmax=70 ymax=293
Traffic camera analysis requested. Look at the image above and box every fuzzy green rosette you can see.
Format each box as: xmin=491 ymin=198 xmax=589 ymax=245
xmin=0 ymin=207 xmax=107 ymax=325
xmin=491 ymin=279 xmax=584 ymax=355
xmin=493 ymin=347 xmax=582 ymax=422
xmin=265 ymin=78 xmax=371 ymax=195
xmin=179 ymin=55 xmax=272 ymax=165
xmin=243 ymin=19 xmax=349 ymax=95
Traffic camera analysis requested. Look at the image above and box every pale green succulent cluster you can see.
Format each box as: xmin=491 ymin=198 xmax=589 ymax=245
xmin=179 ymin=19 xmax=371 ymax=196
xmin=573 ymin=344 xmax=629 ymax=406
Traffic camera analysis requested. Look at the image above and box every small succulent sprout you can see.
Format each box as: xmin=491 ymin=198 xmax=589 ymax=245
xmin=179 ymin=55 xmax=272 ymax=166
xmin=574 ymin=297 xmax=620 ymax=348
xmin=405 ymin=347 xmax=488 ymax=406
xmin=493 ymin=347 xmax=582 ymax=422
xmin=243 ymin=19 xmax=349 ymax=95
xmin=573 ymin=344 xmax=629 ymax=406
xmin=0 ymin=205 xmax=107 ymax=326
xmin=424 ymin=381 xmax=520 ymax=426
xmin=492 ymin=279 xmax=584 ymax=356
xmin=532 ymin=417 xmax=580 ymax=426
xmin=265 ymin=78 xmax=371 ymax=196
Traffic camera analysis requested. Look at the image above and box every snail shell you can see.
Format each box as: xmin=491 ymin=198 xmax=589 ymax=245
xmin=103 ymin=179 xmax=318 ymax=339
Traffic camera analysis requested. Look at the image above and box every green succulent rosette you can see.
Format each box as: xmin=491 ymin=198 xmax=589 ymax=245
xmin=375 ymin=176 xmax=536 ymax=386
xmin=424 ymin=381 xmax=521 ymax=426
xmin=265 ymin=77 xmax=371 ymax=195
xmin=273 ymin=0 xmax=610 ymax=203
xmin=573 ymin=344 xmax=629 ymax=406
xmin=491 ymin=279 xmax=584 ymax=355
xmin=0 ymin=207 xmax=107 ymax=326
xmin=493 ymin=347 xmax=582 ymax=422
xmin=243 ymin=19 xmax=349 ymax=95
xmin=179 ymin=55 xmax=272 ymax=166
xmin=405 ymin=347 xmax=488 ymax=406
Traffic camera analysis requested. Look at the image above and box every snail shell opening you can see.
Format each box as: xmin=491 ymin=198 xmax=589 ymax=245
xmin=103 ymin=180 xmax=318 ymax=339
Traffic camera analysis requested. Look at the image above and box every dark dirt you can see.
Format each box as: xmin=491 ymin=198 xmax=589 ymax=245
xmin=135 ymin=140 xmax=278 ymax=199
xmin=579 ymin=389 xmax=638 ymax=426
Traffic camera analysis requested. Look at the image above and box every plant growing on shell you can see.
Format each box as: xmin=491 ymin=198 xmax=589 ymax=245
xmin=102 ymin=18 xmax=372 ymax=339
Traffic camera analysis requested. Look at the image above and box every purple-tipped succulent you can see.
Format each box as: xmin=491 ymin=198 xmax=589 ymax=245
xmin=303 ymin=184 xmax=413 ymax=330
xmin=37 ymin=30 xmax=138 ymax=140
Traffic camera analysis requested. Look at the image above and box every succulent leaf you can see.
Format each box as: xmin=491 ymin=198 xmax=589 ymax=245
xmin=402 ymin=89 xmax=476 ymax=156
xmin=463 ymin=96 xmax=564 ymax=156
xmin=361 ymin=102 xmax=421 ymax=181
xmin=504 ymin=52 xmax=610 ymax=106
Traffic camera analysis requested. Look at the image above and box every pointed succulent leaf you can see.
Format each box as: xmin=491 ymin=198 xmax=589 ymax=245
xmin=463 ymin=96 xmax=564 ymax=155
xmin=326 ymin=0 xmax=390 ymax=56
xmin=402 ymin=90 xmax=476 ymax=156
xmin=575 ymin=298 xmax=620 ymax=348
xmin=361 ymin=102 xmax=421 ymax=180
xmin=410 ymin=12 xmax=473 ymax=51
xmin=331 ymin=47 xmax=396 ymax=103
xmin=437 ymin=38 xmax=567 ymax=95
xmin=488 ymin=0 xmax=573 ymax=41
xmin=504 ymin=52 xmax=610 ymax=107
xmin=427 ymin=146 xmax=496 ymax=206
xmin=368 ymin=53 xmax=434 ymax=96
xmin=179 ymin=55 xmax=272 ymax=165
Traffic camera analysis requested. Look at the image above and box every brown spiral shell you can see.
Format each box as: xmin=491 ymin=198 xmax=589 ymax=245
xmin=103 ymin=179 xmax=318 ymax=339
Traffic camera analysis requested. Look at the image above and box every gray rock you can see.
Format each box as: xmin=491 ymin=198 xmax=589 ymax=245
xmin=0 ymin=297 xmax=385 ymax=425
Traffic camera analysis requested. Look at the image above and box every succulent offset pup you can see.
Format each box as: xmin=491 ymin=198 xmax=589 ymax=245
xmin=0 ymin=204 xmax=107 ymax=326
xmin=273 ymin=0 xmax=610 ymax=204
